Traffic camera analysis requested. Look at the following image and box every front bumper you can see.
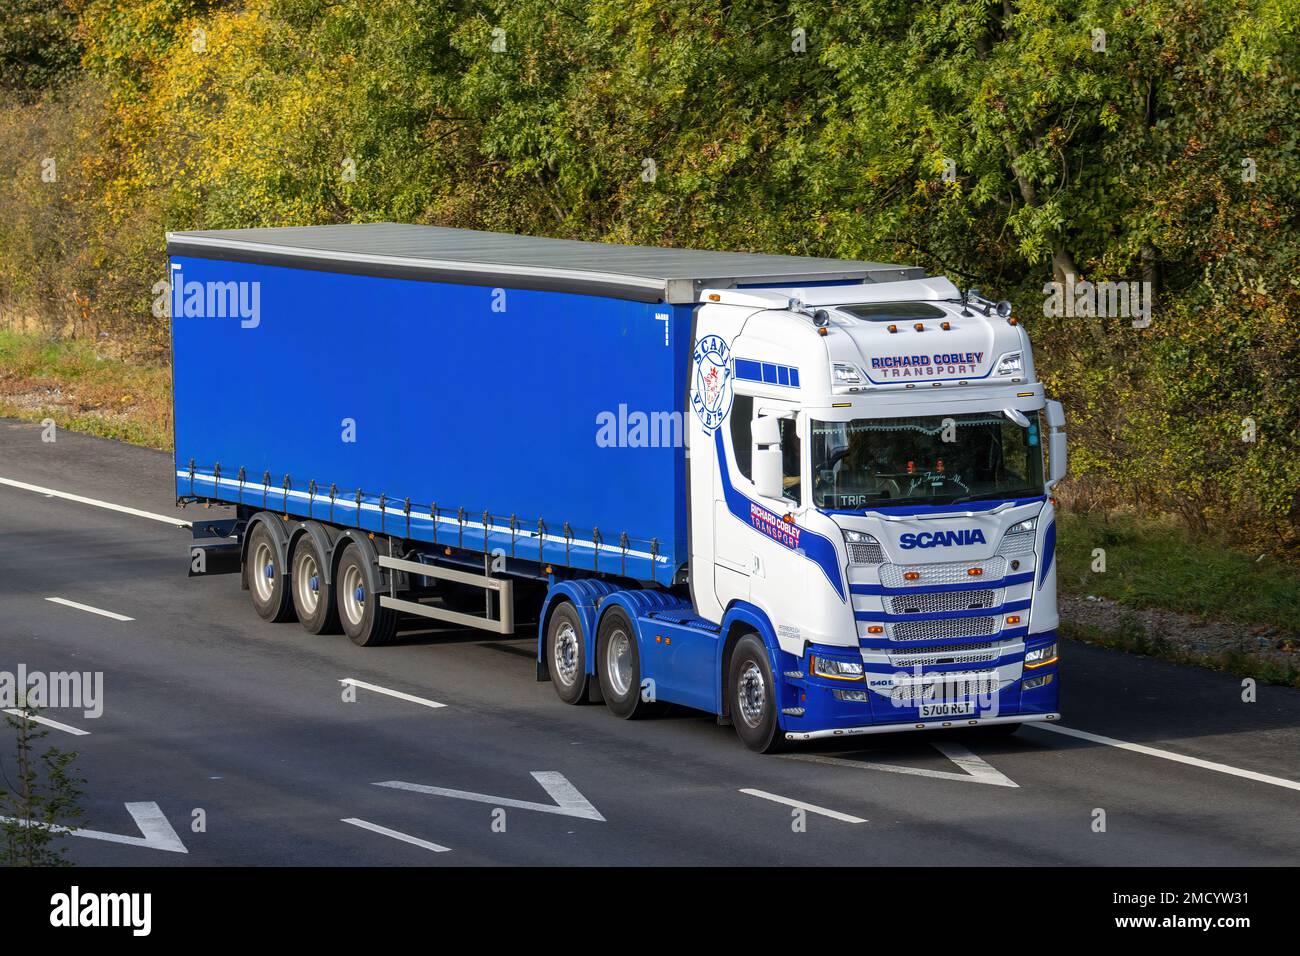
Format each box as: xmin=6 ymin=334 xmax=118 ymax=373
xmin=785 ymin=711 xmax=1059 ymax=741
xmin=774 ymin=634 xmax=1061 ymax=738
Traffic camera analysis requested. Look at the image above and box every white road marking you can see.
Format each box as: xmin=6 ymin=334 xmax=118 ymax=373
xmin=1034 ymin=723 xmax=1300 ymax=792
xmin=341 ymin=818 xmax=451 ymax=853
xmin=739 ymin=789 xmax=867 ymax=823
xmin=783 ymin=741 xmax=1019 ymax=788
xmin=376 ymin=771 xmax=605 ymax=821
xmin=45 ymin=597 xmax=134 ymax=622
xmin=339 ymin=678 xmax=446 ymax=709
xmin=2 ymin=709 xmax=90 ymax=736
xmin=0 ymin=476 xmax=190 ymax=527
xmin=0 ymin=801 xmax=187 ymax=853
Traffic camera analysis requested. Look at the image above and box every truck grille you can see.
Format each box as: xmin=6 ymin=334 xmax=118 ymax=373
xmin=890 ymin=670 xmax=1000 ymax=703
xmin=890 ymin=616 xmax=998 ymax=642
xmin=889 ymin=643 xmax=998 ymax=667
xmin=888 ymin=589 xmax=995 ymax=615
xmin=880 ymin=557 xmax=1008 ymax=588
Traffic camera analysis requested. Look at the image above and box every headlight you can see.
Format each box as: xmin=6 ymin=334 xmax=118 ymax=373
xmin=1024 ymin=643 xmax=1058 ymax=668
xmin=843 ymin=529 xmax=883 ymax=565
xmin=811 ymin=655 xmax=865 ymax=681
xmin=994 ymin=351 xmax=1023 ymax=376
xmin=832 ymin=363 xmax=864 ymax=385
xmin=1007 ymin=517 xmax=1037 ymax=535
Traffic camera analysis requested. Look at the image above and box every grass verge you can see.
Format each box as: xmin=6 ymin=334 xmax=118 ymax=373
xmin=0 ymin=329 xmax=172 ymax=449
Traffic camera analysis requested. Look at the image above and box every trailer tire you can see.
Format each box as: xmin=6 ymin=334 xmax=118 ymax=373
xmin=335 ymin=543 xmax=398 ymax=647
xmin=291 ymin=533 xmax=340 ymax=635
xmin=597 ymin=607 xmax=662 ymax=719
xmin=728 ymin=634 xmax=786 ymax=753
xmin=245 ymin=522 xmax=295 ymax=623
xmin=545 ymin=602 xmax=589 ymax=704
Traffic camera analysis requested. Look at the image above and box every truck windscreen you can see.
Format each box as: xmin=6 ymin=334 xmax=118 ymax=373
xmin=811 ymin=411 xmax=1044 ymax=509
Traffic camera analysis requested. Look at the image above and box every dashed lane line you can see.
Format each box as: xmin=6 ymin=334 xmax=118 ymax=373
xmin=2 ymin=709 xmax=90 ymax=736
xmin=1033 ymin=722 xmax=1300 ymax=792
xmin=341 ymin=818 xmax=452 ymax=853
xmin=0 ymin=475 xmax=191 ymax=527
xmin=739 ymin=789 xmax=867 ymax=823
xmin=340 ymin=678 xmax=446 ymax=709
xmin=45 ymin=597 xmax=134 ymax=622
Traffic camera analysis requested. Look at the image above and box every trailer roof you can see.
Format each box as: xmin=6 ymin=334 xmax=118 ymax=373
xmin=166 ymin=223 xmax=923 ymax=304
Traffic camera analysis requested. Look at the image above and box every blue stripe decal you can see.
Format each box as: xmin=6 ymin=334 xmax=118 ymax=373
xmin=1038 ymin=520 xmax=1056 ymax=590
xmin=849 ymin=571 xmax=1035 ymax=597
xmin=735 ymin=358 xmax=800 ymax=389
xmin=820 ymin=496 xmax=1045 ymax=518
xmin=854 ymin=599 xmax=1031 ymax=623
xmin=714 ymin=428 xmax=844 ymax=601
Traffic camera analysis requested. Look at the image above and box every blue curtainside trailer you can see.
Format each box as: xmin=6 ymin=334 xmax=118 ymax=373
xmin=171 ymin=223 xmax=1067 ymax=751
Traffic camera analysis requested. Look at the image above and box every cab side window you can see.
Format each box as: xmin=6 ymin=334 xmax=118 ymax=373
xmin=731 ymin=394 xmax=753 ymax=481
xmin=780 ymin=418 xmax=801 ymax=500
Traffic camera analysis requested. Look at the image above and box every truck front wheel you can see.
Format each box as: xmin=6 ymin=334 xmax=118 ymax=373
xmin=245 ymin=522 xmax=295 ymax=623
xmin=335 ymin=543 xmax=398 ymax=647
xmin=545 ymin=602 xmax=589 ymax=704
xmin=728 ymin=634 xmax=786 ymax=753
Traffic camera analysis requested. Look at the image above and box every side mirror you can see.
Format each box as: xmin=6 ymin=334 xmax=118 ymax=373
xmin=1044 ymin=399 xmax=1068 ymax=489
xmin=752 ymin=415 xmax=784 ymax=500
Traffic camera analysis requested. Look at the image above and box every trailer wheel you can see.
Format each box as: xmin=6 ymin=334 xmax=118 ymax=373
xmin=545 ymin=602 xmax=589 ymax=704
xmin=728 ymin=634 xmax=786 ymax=753
xmin=245 ymin=522 xmax=295 ymax=623
xmin=335 ymin=543 xmax=398 ymax=647
xmin=597 ymin=607 xmax=662 ymax=719
xmin=291 ymin=533 xmax=340 ymax=635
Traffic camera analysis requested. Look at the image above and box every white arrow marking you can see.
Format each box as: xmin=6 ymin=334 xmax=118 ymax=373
xmin=739 ymin=789 xmax=867 ymax=823
xmin=2 ymin=709 xmax=89 ymax=736
xmin=375 ymin=771 xmax=605 ymax=821
xmin=784 ymin=741 xmax=1019 ymax=788
xmin=0 ymin=802 xmax=188 ymax=853
xmin=342 ymin=818 xmax=451 ymax=853
xmin=340 ymin=678 xmax=446 ymax=709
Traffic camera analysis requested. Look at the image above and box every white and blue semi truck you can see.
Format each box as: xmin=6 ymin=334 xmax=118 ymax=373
xmin=170 ymin=224 xmax=1067 ymax=752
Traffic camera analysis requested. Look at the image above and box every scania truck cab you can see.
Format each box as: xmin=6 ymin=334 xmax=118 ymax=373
xmin=685 ymin=276 xmax=1066 ymax=750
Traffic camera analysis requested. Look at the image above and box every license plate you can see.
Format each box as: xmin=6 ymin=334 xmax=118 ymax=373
xmin=920 ymin=701 xmax=975 ymax=718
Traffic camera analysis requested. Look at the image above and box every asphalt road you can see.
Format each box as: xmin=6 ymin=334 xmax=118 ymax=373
xmin=0 ymin=417 xmax=1297 ymax=866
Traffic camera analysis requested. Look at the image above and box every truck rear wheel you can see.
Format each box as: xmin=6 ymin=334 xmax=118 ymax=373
xmin=245 ymin=522 xmax=295 ymax=623
xmin=335 ymin=543 xmax=398 ymax=647
xmin=597 ymin=607 xmax=661 ymax=719
xmin=728 ymin=634 xmax=786 ymax=753
xmin=291 ymin=532 xmax=340 ymax=634
xmin=545 ymin=602 xmax=589 ymax=704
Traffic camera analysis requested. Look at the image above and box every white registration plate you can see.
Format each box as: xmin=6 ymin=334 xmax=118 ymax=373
xmin=920 ymin=701 xmax=975 ymax=718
